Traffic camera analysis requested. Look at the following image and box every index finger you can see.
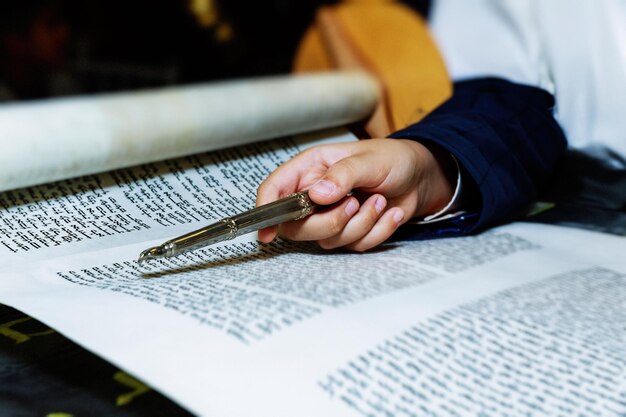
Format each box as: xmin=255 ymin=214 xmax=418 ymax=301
xmin=256 ymin=144 xmax=354 ymax=243
xmin=256 ymin=159 xmax=307 ymax=207
xmin=256 ymin=144 xmax=352 ymax=207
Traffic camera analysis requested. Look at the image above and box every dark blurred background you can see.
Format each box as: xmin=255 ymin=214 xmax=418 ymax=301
xmin=0 ymin=0 xmax=329 ymax=100
xmin=0 ymin=0 xmax=430 ymax=101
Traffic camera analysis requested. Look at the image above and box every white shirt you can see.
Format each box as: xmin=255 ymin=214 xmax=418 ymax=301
xmin=430 ymin=0 xmax=626 ymax=158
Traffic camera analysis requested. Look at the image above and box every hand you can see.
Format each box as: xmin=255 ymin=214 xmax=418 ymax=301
xmin=256 ymin=138 xmax=456 ymax=251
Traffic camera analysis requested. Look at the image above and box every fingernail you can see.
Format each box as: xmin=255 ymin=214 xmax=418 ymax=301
xmin=374 ymin=196 xmax=386 ymax=214
xmin=311 ymin=179 xmax=335 ymax=197
xmin=393 ymin=210 xmax=404 ymax=223
xmin=345 ymin=199 xmax=359 ymax=216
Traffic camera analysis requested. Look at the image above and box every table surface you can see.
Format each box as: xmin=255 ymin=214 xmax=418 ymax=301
xmin=0 ymin=304 xmax=194 ymax=417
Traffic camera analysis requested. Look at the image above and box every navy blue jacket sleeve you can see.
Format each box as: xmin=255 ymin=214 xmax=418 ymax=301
xmin=389 ymin=77 xmax=567 ymax=236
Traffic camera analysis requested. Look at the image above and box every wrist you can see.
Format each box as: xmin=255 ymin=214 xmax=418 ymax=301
xmin=400 ymin=139 xmax=457 ymax=217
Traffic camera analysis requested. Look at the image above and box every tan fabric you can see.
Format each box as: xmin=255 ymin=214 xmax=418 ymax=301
xmin=294 ymin=1 xmax=452 ymax=138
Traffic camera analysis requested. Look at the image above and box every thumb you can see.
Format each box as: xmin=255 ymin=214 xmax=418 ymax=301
xmin=308 ymin=153 xmax=384 ymax=205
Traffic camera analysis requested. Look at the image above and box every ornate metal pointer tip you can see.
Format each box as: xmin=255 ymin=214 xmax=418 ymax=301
xmin=137 ymin=245 xmax=167 ymax=265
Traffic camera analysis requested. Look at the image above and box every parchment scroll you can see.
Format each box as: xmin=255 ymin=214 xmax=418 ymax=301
xmin=0 ymin=71 xmax=378 ymax=192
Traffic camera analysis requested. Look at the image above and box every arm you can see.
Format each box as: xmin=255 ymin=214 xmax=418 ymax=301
xmin=390 ymin=77 xmax=567 ymax=234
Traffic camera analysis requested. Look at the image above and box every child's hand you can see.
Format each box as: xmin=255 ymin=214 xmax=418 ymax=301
xmin=256 ymin=139 xmax=455 ymax=251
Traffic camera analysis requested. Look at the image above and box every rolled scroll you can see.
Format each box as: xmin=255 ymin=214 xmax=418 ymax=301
xmin=0 ymin=71 xmax=378 ymax=192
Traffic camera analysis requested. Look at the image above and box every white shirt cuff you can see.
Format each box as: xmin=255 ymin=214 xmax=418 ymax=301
xmin=416 ymin=154 xmax=467 ymax=224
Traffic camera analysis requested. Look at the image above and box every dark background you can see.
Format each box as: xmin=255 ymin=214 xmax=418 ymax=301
xmin=0 ymin=0 xmax=429 ymax=101
xmin=0 ymin=0 xmax=335 ymax=100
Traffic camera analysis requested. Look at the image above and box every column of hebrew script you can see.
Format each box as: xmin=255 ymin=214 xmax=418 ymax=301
xmin=319 ymin=267 xmax=626 ymax=417
xmin=54 ymin=231 xmax=536 ymax=345
xmin=0 ymin=133 xmax=343 ymax=261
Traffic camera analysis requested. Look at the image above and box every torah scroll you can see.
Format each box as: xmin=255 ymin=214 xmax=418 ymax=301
xmin=0 ymin=71 xmax=378 ymax=192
